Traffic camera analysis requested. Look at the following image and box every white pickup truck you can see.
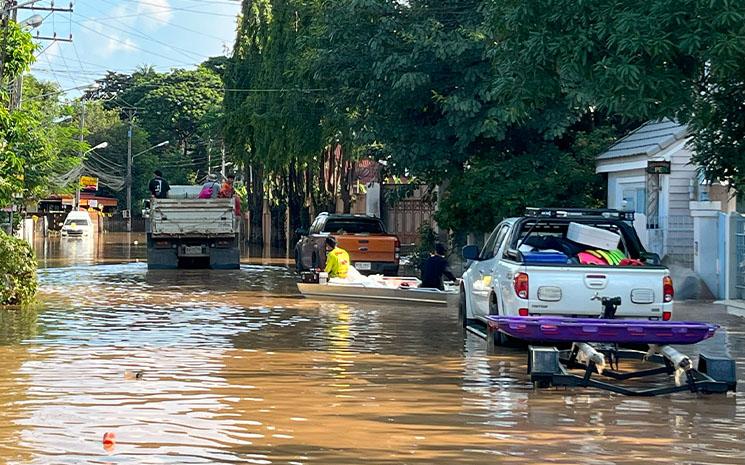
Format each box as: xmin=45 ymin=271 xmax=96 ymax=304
xmin=459 ymin=209 xmax=674 ymax=344
xmin=145 ymin=186 xmax=240 ymax=269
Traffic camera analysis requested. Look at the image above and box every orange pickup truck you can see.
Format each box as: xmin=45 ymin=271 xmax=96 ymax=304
xmin=294 ymin=213 xmax=400 ymax=275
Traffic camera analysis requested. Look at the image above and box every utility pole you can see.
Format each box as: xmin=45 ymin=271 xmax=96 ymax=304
xmin=75 ymin=101 xmax=85 ymax=210
xmin=125 ymin=108 xmax=135 ymax=232
xmin=207 ymin=138 xmax=212 ymax=175
xmin=221 ymin=140 xmax=226 ymax=178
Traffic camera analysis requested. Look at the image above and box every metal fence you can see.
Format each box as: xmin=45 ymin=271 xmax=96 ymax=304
xmin=103 ymin=215 xmax=146 ymax=233
xmin=734 ymin=215 xmax=745 ymax=299
xmin=645 ymin=215 xmax=694 ymax=268
xmin=382 ymin=185 xmax=436 ymax=246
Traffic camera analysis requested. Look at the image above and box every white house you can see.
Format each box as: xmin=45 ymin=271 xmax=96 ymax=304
xmin=596 ymin=119 xmax=744 ymax=299
xmin=596 ymin=119 xmax=699 ymax=268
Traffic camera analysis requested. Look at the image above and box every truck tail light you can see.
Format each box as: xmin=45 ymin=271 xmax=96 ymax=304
xmin=394 ymin=239 xmax=400 ymax=261
xmin=663 ymin=276 xmax=674 ymax=303
xmin=514 ymin=272 xmax=529 ymax=299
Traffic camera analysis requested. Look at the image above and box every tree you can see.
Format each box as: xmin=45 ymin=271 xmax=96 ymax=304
xmin=489 ymin=0 xmax=745 ymax=190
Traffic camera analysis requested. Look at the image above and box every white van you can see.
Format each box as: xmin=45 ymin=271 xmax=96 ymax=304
xmin=60 ymin=211 xmax=94 ymax=238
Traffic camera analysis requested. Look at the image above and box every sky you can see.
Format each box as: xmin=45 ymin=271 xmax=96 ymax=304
xmin=22 ymin=0 xmax=242 ymax=96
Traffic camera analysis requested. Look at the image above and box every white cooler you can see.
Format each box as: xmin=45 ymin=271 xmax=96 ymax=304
xmin=567 ymin=222 xmax=620 ymax=250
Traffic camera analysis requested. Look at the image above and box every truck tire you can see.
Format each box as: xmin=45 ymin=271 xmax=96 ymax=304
xmin=489 ymin=292 xmax=512 ymax=347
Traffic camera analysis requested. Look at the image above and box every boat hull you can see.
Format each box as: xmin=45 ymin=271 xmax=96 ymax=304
xmin=297 ymin=283 xmax=456 ymax=305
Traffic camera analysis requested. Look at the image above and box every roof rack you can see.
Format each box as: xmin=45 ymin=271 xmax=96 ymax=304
xmin=525 ymin=207 xmax=635 ymax=222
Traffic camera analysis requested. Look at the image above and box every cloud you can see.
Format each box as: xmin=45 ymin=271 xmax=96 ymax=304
xmin=136 ymin=0 xmax=173 ymax=27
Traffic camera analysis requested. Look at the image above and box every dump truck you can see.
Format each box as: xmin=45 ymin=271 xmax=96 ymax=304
xmin=145 ymin=186 xmax=240 ymax=269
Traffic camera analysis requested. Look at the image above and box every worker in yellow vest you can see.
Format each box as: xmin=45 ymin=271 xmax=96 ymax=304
xmin=324 ymin=236 xmax=350 ymax=279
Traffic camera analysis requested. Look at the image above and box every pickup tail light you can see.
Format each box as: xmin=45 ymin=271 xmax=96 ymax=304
xmin=513 ymin=272 xmax=529 ymax=299
xmin=394 ymin=239 xmax=400 ymax=261
xmin=663 ymin=276 xmax=674 ymax=303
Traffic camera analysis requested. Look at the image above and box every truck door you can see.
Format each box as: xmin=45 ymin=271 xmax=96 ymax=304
xmin=471 ymin=224 xmax=509 ymax=317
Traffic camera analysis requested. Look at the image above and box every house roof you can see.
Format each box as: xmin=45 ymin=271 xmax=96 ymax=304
xmin=597 ymin=118 xmax=689 ymax=161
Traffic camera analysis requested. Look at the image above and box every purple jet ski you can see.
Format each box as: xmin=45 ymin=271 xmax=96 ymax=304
xmin=487 ymin=316 xmax=719 ymax=345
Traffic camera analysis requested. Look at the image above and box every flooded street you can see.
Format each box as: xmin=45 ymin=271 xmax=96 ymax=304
xmin=0 ymin=235 xmax=743 ymax=464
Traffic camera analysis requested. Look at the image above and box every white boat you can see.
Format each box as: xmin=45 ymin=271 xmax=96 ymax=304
xmin=297 ymin=277 xmax=457 ymax=306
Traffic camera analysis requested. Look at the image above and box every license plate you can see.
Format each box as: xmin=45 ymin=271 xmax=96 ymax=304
xmin=355 ymin=262 xmax=371 ymax=270
xmin=183 ymin=245 xmax=204 ymax=256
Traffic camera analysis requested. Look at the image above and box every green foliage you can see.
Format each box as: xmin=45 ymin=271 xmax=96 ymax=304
xmin=412 ymin=222 xmax=437 ymax=271
xmin=0 ymin=230 xmax=37 ymax=306
xmin=491 ymin=0 xmax=745 ymax=192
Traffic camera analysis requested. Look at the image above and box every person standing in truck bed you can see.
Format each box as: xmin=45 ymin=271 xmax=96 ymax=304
xmin=420 ymin=242 xmax=457 ymax=290
xmin=149 ymin=170 xmax=170 ymax=198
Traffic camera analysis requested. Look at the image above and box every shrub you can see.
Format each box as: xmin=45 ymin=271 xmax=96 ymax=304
xmin=0 ymin=231 xmax=37 ymax=306
xmin=412 ymin=222 xmax=437 ymax=271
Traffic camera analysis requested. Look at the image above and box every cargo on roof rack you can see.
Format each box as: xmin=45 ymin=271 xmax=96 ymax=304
xmin=524 ymin=207 xmax=635 ymax=222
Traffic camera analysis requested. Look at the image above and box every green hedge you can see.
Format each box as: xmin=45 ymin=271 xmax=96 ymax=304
xmin=0 ymin=231 xmax=37 ymax=306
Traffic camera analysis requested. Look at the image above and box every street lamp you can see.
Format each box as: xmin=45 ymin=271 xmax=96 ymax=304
xmin=126 ymin=140 xmax=169 ymax=232
xmin=19 ymin=14 xmax=43 ymax=29
xmin=75 ymin=142 xmax=109 ymax=209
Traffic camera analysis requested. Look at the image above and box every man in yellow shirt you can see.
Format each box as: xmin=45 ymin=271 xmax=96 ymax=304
xmin=324 ymin=236 xmax=350 ymax=279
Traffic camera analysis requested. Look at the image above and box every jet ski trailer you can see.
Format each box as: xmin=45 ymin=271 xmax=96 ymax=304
xmin=488 ymin=316 xmax=737 ymax=396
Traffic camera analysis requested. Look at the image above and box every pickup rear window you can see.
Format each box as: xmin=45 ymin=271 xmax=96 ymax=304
xmin=323 ymin=219 xmax=385 ymax=234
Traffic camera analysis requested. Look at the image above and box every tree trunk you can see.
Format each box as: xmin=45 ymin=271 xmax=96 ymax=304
xmin=249 ymin=164 xmax=264 ymax=244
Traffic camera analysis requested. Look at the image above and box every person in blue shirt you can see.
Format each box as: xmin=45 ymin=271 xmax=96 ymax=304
xmin=420 ymin=242 xmax=457 ymax=290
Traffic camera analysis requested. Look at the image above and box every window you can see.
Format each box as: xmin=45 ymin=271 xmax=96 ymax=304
xmin=493 ymin=225 xmax=511 ymax=256
xmin=622 ymin=187 xmax=646 ymax=214
xmin=65 ymin=218 xmax=89 ymax=226
xmin=309 ymin=218 xmax=323 ymax=234
xmin=323 ymin=219 xmax=384 ymax=234
xmin=480 ymin=224 xmax=509 ymax=260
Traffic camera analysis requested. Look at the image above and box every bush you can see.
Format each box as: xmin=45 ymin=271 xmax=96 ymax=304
xmin=412 ymin=223 xmax=437 ymax=271
xmin=0 ymin=231 xmax=37 ymax=306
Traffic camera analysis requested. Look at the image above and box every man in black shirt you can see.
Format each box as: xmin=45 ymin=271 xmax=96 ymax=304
xmin=148 ymin=170 xmax=170 ymax=198
xmin=420 ymin=242 xmax=457 ymax=290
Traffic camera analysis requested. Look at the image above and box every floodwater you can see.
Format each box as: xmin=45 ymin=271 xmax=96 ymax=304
xmin=0 ymin=234 xmax=743 ymax=464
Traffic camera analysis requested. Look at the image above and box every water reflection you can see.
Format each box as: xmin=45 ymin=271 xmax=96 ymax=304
xmin=0 ymin=240 xmax=741 ymax=464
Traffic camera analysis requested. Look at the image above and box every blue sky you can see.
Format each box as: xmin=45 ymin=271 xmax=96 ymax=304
xmin=24 ymin=0 xmax=241 ymax=95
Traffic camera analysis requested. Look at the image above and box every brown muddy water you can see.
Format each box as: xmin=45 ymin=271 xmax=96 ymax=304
xmin=0 ymin=234 xmax=743 ymax=464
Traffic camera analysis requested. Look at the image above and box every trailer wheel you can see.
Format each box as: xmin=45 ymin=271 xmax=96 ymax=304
xmin=489 ymin=292 xmax=512 ymax=347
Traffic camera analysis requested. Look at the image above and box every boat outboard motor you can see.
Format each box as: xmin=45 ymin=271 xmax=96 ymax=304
xmin=599 ymin=296 xmax=622 ymax=319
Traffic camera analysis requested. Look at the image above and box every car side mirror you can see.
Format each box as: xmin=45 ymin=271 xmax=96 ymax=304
xmin=462 ymin=244 xmax=480 ymax=261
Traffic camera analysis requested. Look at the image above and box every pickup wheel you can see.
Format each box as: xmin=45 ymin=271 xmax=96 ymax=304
xmin=488 ymin=292 xmax=512 ymax=347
